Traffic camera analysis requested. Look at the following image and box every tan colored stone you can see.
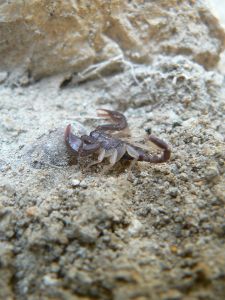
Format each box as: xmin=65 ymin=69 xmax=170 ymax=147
xmin=0 ymin=0 xmax=224 ymax=80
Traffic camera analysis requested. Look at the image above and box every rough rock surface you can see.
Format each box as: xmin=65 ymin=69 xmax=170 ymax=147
xmin=0 ymin=1 xmax=225 ymax=300
xmin=0 ymin=0 xmax=225 ymax=82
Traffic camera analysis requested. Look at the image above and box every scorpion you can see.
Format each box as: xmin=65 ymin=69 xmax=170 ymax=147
xmin=65 ymin=109 xmax=171 ymax=172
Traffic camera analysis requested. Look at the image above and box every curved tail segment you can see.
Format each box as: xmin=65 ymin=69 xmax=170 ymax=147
xmin=145 ymin=135 xmax=171 ymax=163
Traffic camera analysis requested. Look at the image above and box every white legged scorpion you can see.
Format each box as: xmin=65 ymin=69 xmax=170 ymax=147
xmin=65 ymin=109 xmax=171 ymax=171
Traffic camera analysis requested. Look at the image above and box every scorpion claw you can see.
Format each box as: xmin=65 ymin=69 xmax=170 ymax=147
xmin=96 ymin=109 xmax=111 ymax=118
xmin=65 ymin=124 xmax=101 ymax=157
xmin=96 ymin=109 xmax=128 ymax=131
xmin=65 ymin=124 xmax=83 ymax=154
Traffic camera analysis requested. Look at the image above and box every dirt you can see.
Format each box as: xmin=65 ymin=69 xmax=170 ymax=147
xmin=0 ymin=1 xmax=225 ymax=300
xmin=0 ymin=53 xmax=225 ymax=300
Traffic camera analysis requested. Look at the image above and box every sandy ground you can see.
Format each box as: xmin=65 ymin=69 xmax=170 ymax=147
xmin=0 ymin=53 xmax=224 ymax=300
xmin=1 ymin=1 xmax=225 ymax=299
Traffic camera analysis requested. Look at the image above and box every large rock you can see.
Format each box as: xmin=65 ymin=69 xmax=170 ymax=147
xmin=0 ymin=0 xmax=225 ymax=81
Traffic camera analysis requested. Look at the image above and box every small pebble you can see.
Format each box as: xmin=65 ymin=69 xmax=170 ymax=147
xmin=205 ymin=165 xmax=219 ymax=179
xmin=128 ymin=219 xmax=143 ymax=236
xmin=192 ymin=136 xmax=198 ymax=144
xmin=140 ymin=171 xmax=148 ymax=177
xmin=70 ymin=179 xmax=80 ymax=187
xmin=43 ymin=274 xmax=58 ymax=286
xmin=170 ymin=245 xmax=178 ymax=254
xmin=80 ymin=181 xmax=88 ymax=188
xmin=26 ymin=206 xmax=38 ymax=217
xmin=168 ymin=187 xmax=178 ymax=197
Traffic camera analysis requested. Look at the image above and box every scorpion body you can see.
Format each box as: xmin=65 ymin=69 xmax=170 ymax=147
xmin=65 ymin=109 xmax=171 ymax=170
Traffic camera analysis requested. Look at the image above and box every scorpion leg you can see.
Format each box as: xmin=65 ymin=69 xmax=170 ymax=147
xmin=99 ymin=149 xmax=118 ymax=175
xmin=99 ymin=145 xmax=127 ymax=175
xmin=84 ymin=145 xmax=124 ymax=171
xmin=114 ymin=144 xmax=127 ymax=163
xmin=87 ymin=147 xmax=122 ymax=170
xmin=126 ymin=145 xmax=140 ymax=176
xmin=83 ymin=148 xmax=106 ymax=170
xmin=96 ymin=109 xmax=128 ymax=131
